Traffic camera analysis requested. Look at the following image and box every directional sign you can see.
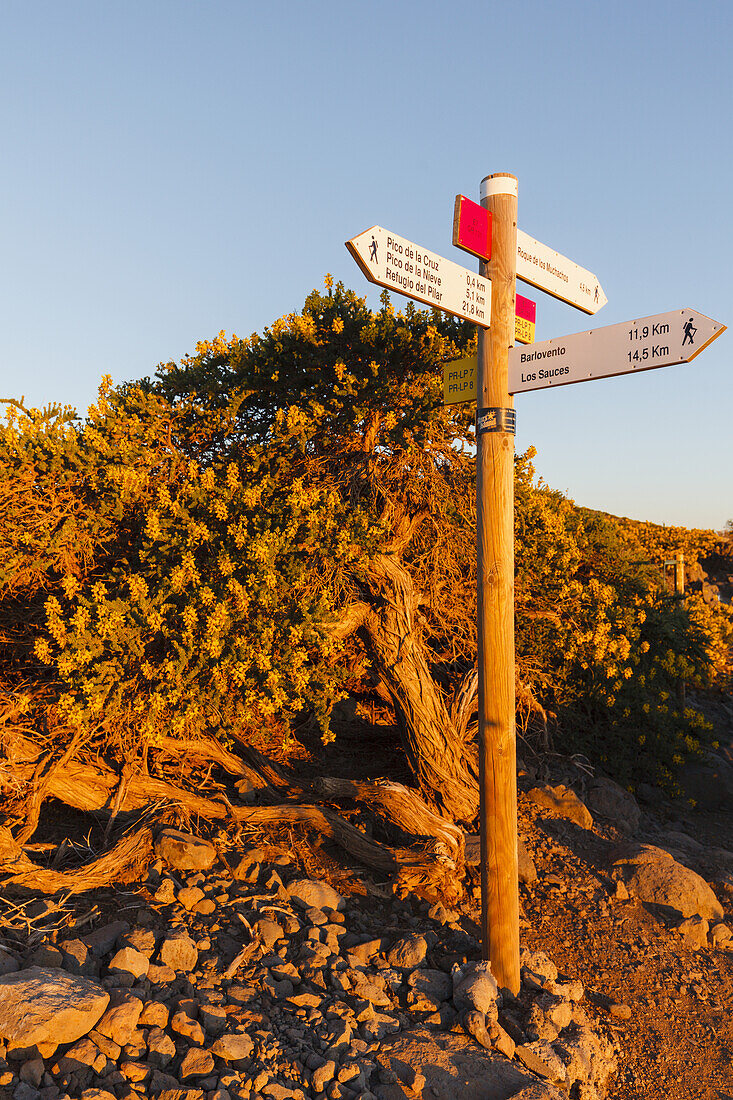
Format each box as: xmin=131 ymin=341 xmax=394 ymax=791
xmin=508 ymin=308 xmax=726 ymax=394
xmin=346 ymin=226 xmax=491 ymax=326
xmin=453 ymin=195 xmax=491 ymax=261
xmin=516 ymin=229 xmax=607 ymax=315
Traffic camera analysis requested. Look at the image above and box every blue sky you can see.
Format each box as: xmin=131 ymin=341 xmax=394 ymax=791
xmin=2 ymin=0 xmax=731 ymax=529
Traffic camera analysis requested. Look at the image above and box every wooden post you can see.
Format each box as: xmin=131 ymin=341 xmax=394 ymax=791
xmin=674 ymin=552 xmax=685 ymax=597
xmin=476 ymin=173 xmax=520 ymax=994
xmin=674 ymin=552 xmax=686 ymax=704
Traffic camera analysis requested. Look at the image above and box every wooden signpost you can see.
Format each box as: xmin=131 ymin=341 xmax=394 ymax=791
xmin=475 ymin=174 xmax=520 ymax=993
xmin=347 ymin=179 xmax=726 ymax=997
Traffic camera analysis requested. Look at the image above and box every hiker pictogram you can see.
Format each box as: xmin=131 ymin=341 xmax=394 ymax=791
xmin=682 ymin=316 xmax=697 ymax=345
xmin=369 ymin=235 xmax=378 ymax=263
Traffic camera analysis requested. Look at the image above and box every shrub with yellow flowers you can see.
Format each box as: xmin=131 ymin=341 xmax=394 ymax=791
xmin=2 ymin=282 xmax=730 ymax=801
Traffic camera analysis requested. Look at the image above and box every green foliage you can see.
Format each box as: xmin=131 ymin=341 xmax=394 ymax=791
xmin=1 ymin=282 xmax=730 ymax=794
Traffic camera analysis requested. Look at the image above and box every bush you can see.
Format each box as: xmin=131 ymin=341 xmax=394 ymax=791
xmin=2 ymin=285 xmax=730 ymax=798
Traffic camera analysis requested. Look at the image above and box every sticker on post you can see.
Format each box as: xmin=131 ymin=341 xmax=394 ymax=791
xmin=477 ymin=407 xmax=516 ymax=435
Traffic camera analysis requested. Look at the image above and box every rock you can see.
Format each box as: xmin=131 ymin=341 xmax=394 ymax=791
xmin=147 ymin=1026 xmax=177 ymax=1068
xmin=147 ymin=962 xmax=177 ymax=984
xmin=179 ymin=1046 xmax=215 ymax=1079
xmin=19 ymin=1059 xmax=43 ymax=1087
xmin=427 ymin=903 xmax=456 ymax=925
xmin=349 ymin=973 xmax=392 ymax=1007
xmin=452 ymin=962 xmax=499 ymax=1015
xmin=515 ymin=1042 xmax=567 ymax=1084
xmin=256 ymin=920 xmax=283 ymax=950
xmin=586 ymin=778 xmax=641 ymax=835
xmin=519 ymin=950 xmax=558 ymax=984
xmin=359 ymin=1012 xmax=400 ymax=1042
xmin=139 ymin=1000 xmax=169 ymax=1028
xmin=158 ymin=931 xmax=199 ymax=973
xmin=83 ymin=921 xmax=131 ymax=957
xmin=198 ymin=1004 xmax=227 ymax=1035
xmin=553 ymin=1025 xmax=618 ymax=1090
xmin=25 ymin=944 xmax=63 ymax=969
xmin=88 ymin=1025 xmax=121 ymax=1059
xmin=710 ymin=922 xmax=732 ymax=947
xmin=461 ymin=1009 xmax=491 ymax=1049
xmin=118 ymin=927 xmax=156 ymax=958
xmin=526 ymin=994 xmax=572 ymax=1043
xmin=286 ymin=879 xmax=345 ymax=912
xmin=389 ymin=1057 xmax=425 ymax=1092
xmin=407 ymin=969 xmax=452 ymax=1002
xmin=153 ymin=878 xmax=177 ymax=904
xmin=311 ymin=1061 xmax=336 ymax=1093
xmin=518 ymin=838 xmax=538 ymax=885
xmin=155 ymin=829 xmax=217 ymax=871
xmin=676 ymin=915 xmax=709 ymax=949
xmin=608 ymin=1003 xmax=632 ymax=1019
xmin=235 ymin=776 xmax=256 ymax=803
xmin=94 ymin=991 xmax=143 ymax=1047
xmin=149 ymin=1069 xmax=183 ymax=1093
xmin=489 ymin=1022 xmax=515 ymax=1060
xmin=610 ymin=843 xmax=724 ymax=920
xmin=210 ymin=1032 xmax=254 ymax=1067
xmin=13 ymin=1084 xmax=41 ymax=1100
xmin=177 ymin=887 xmax=206 ymax=911
xmin=387 ymin=934 xmax=428 ymax=971
xmin=374 ymin=1026 xmax=562 ymax=1100
xmin=58 ymin=939 xmax=97 ymax=977
xmin=526 ymin=786 xmax=593 ymax=830
xmin=107 ymin=948 xmax=149 ymax=986
xmin=171 ymin=1007 xmax=205 ymax=1045
xmin=0 ymin=967 xmax=109 ymax=1053
xmin=0 ymin=954 xmax=19 ymax=977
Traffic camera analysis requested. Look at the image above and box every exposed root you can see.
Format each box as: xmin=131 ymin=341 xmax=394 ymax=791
xmin=1 ymin=731 xmax=465 ymax=904
xmin=0 ymin=825 xmax=154 ymax=896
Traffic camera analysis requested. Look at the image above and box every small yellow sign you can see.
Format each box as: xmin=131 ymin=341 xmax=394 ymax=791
xmin=514 ymin=314 xmax=536 ymax=345
xmin=443 ymin=356 xmax=476 ymax=406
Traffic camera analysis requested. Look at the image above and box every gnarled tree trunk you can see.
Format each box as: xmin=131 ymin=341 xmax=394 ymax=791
xmin=358 ymin=552 xmax=479 ymax=823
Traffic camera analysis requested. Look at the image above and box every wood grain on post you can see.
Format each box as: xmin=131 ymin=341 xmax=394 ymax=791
xmin=675 ymin=552 xmax=685 ymax=597
xmin=476 ymin=172 xmax=520 ymax=994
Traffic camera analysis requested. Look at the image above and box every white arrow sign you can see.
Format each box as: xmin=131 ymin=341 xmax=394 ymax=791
xmin=508 ymin=308 xmax=726 ymax=394
xmin=346 ymin=226 xmax=491 ymax=326
xmin=516 ymin=229 xmax=607 ymax=315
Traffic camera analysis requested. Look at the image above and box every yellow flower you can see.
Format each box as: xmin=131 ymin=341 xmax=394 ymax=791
xmin=61 ymin=574 xmax=81 ymax=599
xmin=332 ymin=318 xmax=344 ymax=334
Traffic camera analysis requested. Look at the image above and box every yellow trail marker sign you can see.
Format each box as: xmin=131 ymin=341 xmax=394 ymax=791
xmin=444 ymin=356 xmax=477 ymax=405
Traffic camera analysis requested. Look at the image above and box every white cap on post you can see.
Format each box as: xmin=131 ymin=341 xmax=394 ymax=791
xmin=481 ymin=174 xmax=518 ymax=199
